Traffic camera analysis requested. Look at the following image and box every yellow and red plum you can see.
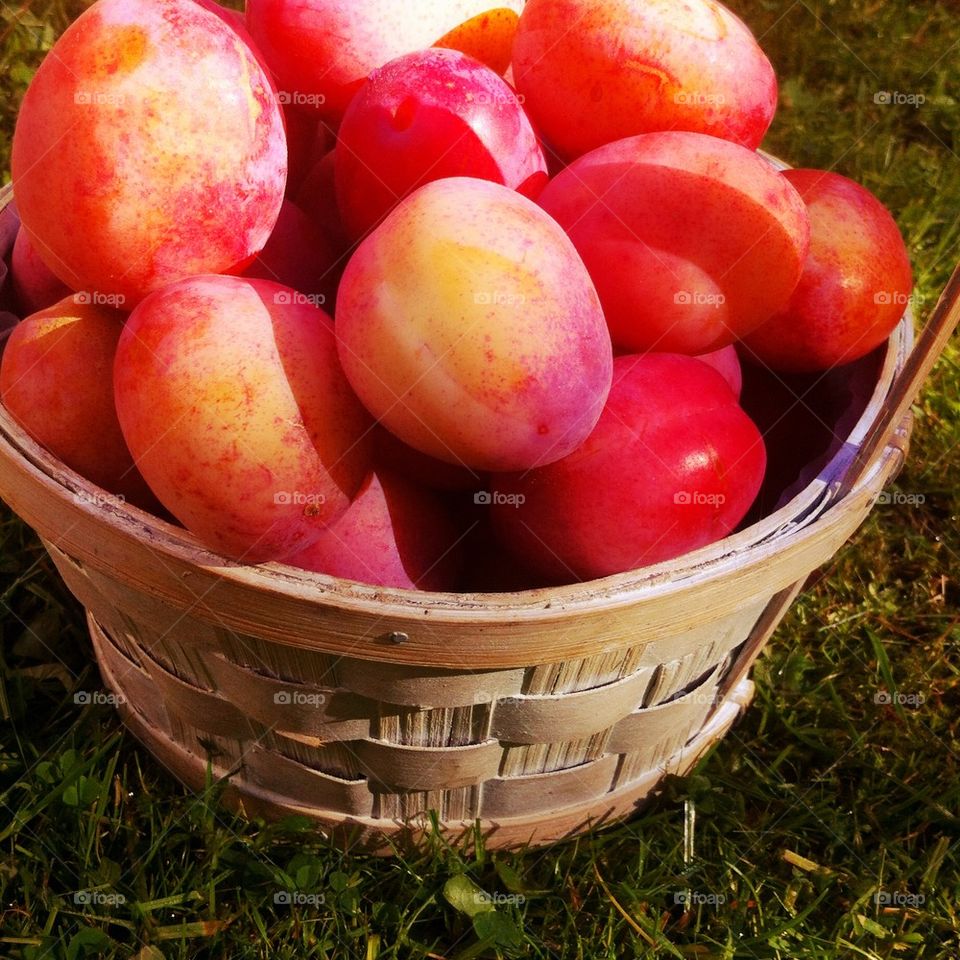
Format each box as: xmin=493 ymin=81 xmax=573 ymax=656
xmin=434 ymin=7 xmax=522 ymax=76
xmin=513 ymin=0 xmax=777 ymax=159
xmin=12 ymin=0 xmax=287 ymax=306
xmin=11 ymin=228 xmax=71 ymax=316
xmin=246 ymin=0 xmax=523 ymax=120
xmin=537 ymin=132 xmax=810 ymax=354
xmin=336 ymin=177 xmax=613 ymax=473
xmin=0 ymin=296 xmax=153 ymax=505
xmin=741 ymin=170 xmax=914 ymax=372
xmin=114 ymin=276 xmax=373 ymax=562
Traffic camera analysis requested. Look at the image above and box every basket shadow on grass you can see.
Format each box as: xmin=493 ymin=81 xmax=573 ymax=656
xmin=1 ymin=0 xmax=960 ymax=956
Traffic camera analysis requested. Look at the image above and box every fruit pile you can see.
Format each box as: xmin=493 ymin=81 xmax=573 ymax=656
xmin=0 ymin=0 xmax=913 ymax=592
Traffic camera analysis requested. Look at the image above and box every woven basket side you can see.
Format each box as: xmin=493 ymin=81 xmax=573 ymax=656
xmin=85 ymin=576 xmax=758 ymax=826
xmin=91 ymin=609 xmax=756 ymax=851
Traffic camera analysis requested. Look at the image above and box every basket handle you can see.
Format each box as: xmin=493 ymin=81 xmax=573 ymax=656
xmin=836 ymin=263 xmax=960 ymax=499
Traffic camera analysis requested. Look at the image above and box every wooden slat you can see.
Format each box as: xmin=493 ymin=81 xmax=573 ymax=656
xmin=490 ymin=667 xmax=656 ymax=743
xmin=354 ymin=739 xmax=503 ymax=792
xmin=480 ymin=754 xmax=621 ymax=819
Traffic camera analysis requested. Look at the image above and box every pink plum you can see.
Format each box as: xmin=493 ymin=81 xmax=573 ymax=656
xmin=741 ymin=170 xmax=914 ymax=372
xmin=12 ymin=0 xmax=287 ymax=306
xmin=335 ymin=48 xmax=548 ymax=239
xmin=246 ymin=0 xmax=523 ymax=120
xmin=286 ymin=468 xmax=463 ymax=590
xmin=114 ymin=275 xmax=373 ymax=562
xmin=512 ymin=0 xmax=777 ymax=159
xmin=491 ymin=354 xmax=767 ymax=581
xmin=537 ymin=132 xmax=810 ymax=354
xmin=336 ymin=177 xmax=613 ymax=472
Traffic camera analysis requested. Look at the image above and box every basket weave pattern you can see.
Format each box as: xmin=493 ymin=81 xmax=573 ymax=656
xmin=54 ymin=532 xmax=761 ymax=827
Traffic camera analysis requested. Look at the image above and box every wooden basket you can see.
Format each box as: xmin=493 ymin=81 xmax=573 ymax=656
xmin=1 ymin=183 xmax=957 ymax=853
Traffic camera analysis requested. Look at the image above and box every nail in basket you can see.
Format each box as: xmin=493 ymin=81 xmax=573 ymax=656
xmin=0 ymin=183 xmax=957 ymax=853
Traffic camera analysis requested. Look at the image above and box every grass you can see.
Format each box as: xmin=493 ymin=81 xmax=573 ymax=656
xmin=1 ymin=0 xmax=959 ymax=956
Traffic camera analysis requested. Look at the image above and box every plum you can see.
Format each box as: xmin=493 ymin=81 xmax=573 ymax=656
xmin=434 ymin=7 xmax=521 ymax=76
xmin=513 ymin=0 xmax=777 ymax=159
xmin=114 ymin=275 xmax=373 ymax=562
xmin=741 ymin=170 xmax=914 ymax=372
xmin=286 ymin=468 xmax=464 ymax=590
xmin=0 ymin=296 xmax=154 ymax=506
xmin=336 ymin=48 xmax=547 ymax=239
xmin=537 ymin=132 xmax=810 ymax=354
xmin=12 ymin=0 xmax=287 ymax=306
xmin=336 ymin=177 xmax=613 ymax=472
xmin=491 ymin=354 xmax=767 ymax=581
